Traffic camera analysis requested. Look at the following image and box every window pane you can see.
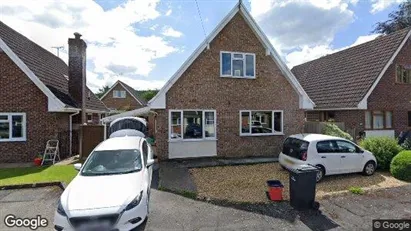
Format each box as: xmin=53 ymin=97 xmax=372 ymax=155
xmin=245 ymin=55 xmax=254 ymax=77
xmin=221 ymin=53 xmax=231 ymax=75
xmin=385 ymin=111 xmax=392 ymax=129
xmin=251 ymin=111 xmax=272 ymax=134
xmin=408 ymin=111 xmax=411 ymax=127
xmin=373 ymin=111 xmax=384 ymax=129
xmin=365 ymin=111 xmax=371 ymax=129
xmin=170 ymin=112 xmax=181 ymax=139
xmin=397 ymin=65 xmax=402 ymax=83
xmin=336 ymin=141 xmax=357 ymax=153
xmin=204 ymin=111 xmax=215 ymax=138
xmin=241 ymin=112 xmax=250 ymax=133
xmin=233 ymin=53 xmax=243 ymax=59
xmin=0 ymin=115 xmax=8 ymax=120
xmin=274 ymin=112 xmax=282 ymax=132
xmin=121 ymin=91 xmax=126 ymax=98
xmin=233 ymin=59 xmax=244 ymax=77
xmin=316 ymin=141 xmax=336 ymax=153
xmin=12 ymin=115 xmax=23 ymax=138
xmin=0 ymin=122 xmax=9 ymax=139
xmin=183 ymin=111 xmax=203 ymax=139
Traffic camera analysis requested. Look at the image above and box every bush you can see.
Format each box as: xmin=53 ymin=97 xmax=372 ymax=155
xmin=401 ymin=138 xmax=411 ymax=150
xmin=390 ymin=151 xmax=411 ymax=182
xmin=360 ymin=137 xmax=403 ymax=170
xmin=322 ymin=123 xmax=353 ymax=140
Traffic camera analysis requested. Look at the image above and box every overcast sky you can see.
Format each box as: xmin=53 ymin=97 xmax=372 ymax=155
xmin=0 ymin=0 xmax=404 ymax=92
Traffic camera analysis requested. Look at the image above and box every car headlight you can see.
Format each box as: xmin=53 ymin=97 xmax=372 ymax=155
xmin=125 ymin=191 xmax=143 ymax=211
xmin=57 ymin=199 xmax=67 ymax=217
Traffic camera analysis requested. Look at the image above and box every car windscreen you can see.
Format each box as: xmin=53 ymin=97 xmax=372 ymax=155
xmin=282 ymin=137 xmax=309 ymax=160
xmin=81 ymin=149 xmax=142 ymax=176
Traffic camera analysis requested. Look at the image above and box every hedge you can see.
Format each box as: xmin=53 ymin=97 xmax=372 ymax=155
xmin=390 ymin=151 xmax=411 ymax=182
xmin=359 ymin=137 xmax=403 ymax=170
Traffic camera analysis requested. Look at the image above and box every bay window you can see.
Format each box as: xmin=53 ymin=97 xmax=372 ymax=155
xmin=240 ymin=110 xmax=283 ymax=136
xmin=220 ymin=51 xmax=255 ymax=78
xmin=0 ymin=113 xmax=26 ymax=142
xmin=365 ymin=111 xmax=393 ymax=130
xmin=169 ymin=110 xmax=216 ymax=140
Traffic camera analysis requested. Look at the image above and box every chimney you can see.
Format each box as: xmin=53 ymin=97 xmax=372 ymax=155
xmin=68 ymin=32 xmax=87 ymax=124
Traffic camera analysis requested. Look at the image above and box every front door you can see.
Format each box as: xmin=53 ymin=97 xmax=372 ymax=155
xmin=316 ymin=140 xmax=342 ymax=174
xmin=335 ymin=140 xmax=363 ymax=173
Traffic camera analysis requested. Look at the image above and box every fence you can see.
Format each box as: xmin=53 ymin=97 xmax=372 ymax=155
xmin=304 ymin=122 xmax=345 ymax=134
xmin=80 ymin=125 xmax=105 ymax=159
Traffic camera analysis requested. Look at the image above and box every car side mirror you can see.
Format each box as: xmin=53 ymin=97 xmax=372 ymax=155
xmin=74 ymin=163 xmax=82 ymax=171
xmin=147 ymin=159 xmax=155 ymax=167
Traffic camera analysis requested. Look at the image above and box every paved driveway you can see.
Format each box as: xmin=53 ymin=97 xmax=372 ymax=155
xmin=0 ymin=175 xmax=409 ymax=231
xmin=0 ymin=186 xmax=315 ymax=231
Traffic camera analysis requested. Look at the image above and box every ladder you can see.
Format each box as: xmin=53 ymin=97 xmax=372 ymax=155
xmin=41 ymin=140 xmax=60 ymax=165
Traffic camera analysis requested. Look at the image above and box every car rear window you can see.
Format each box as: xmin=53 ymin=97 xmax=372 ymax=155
xmin=282 ymin=137 xmax=309 ymax=160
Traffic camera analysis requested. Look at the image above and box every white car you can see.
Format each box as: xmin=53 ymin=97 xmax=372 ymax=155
xmin=54 ymin=136 xmax=154 ymax=231
xmin=279 ymin=134 xmax=377 ymax=182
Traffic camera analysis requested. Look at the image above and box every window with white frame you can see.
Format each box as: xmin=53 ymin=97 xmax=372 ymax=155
xmin=113 ymin=90 xmax=126 ymax=98
xmin=0 ymin=113 xmax=26 ymax=142
xmin=221 ymin=52 xmax=255 ymax=78
xmin=240 ymin=110 xmax=283 ymax=135
xmin=169 ymin=110 xmax=216 ymax=140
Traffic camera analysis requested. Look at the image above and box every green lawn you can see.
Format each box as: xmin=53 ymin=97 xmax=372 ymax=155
xmin=0 ymin=165 xmax=78 ymax=186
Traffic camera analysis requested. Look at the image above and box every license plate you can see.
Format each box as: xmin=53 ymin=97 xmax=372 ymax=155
xmin=77 ymin=221 xmax=111 ymax=231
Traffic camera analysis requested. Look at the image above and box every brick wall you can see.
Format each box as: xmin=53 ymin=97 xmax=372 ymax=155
xmin=0 ymin=52 xmax=70 ymax=163
xmin=368 ymin=37 xmax=411 ymax=135
xmin=102 ymin=84 xmax=143 ymax=111
xmin=154 ymin=13 xmax=305 ymax=160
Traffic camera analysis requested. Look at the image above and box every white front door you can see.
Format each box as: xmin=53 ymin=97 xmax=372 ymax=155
xmin=316 ymin=140 xmax=342 ymax=174
xmin=335 ymin=140 xmax=363 ymax=173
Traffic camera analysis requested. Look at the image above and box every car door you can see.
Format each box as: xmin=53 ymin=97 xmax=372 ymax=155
xmin=335 ymin=140 xmax=363 ymax=173
xmin=315 ymin=140 xmax=342 ymax=174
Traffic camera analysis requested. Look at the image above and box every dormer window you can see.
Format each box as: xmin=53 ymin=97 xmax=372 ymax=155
xmin=220 ymin=51 xmax=255 ymax=78
xmin=113 ymin=90 xmax=126 ymax=98
xmin=396 ymin=64 xmax=411 ymax=84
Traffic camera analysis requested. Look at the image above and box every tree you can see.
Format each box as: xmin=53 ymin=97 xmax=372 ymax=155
xmin=373 ymin=0 xmax=411 ymax=34
xmin=140 ymin=89 xmax=159 ymax=102
xmin=95 ymin=85 xmax=110 ymax=99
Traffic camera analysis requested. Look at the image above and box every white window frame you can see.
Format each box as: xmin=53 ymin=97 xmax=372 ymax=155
xmin=239 ymin=110 xmax=284 ymax=136
xmin=0 ymin=113 xmax=27 ymax=142
xmin=169 ymin=109 xmax=217 ymax=141
xmin=220 ymin=51 xmax=256 ymax=79
xmin=113 ymin=90 xmax=126 ymax=98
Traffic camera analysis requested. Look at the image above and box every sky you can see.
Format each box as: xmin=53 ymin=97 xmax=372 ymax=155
xmin=0 ymin=0 xmax=405 ymax=93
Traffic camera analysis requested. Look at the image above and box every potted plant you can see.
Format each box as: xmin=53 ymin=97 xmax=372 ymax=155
xmin=34 ymin=154 xmax=42 ymax=166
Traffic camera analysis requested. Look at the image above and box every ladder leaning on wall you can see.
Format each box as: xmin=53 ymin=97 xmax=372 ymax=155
xmin=41 ymin=140 xmax=60 ymax=165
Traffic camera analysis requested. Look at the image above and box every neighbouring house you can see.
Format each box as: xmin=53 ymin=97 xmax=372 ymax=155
xmin=0 ymin=21 xmax=108 ymax=163
xmin=100 ymin=80 xmax=147 ymax=113
xmin=147 ymin=2 xmax=314 ymax=160
xmin=292 ymin=27 xmax=411 ymax=139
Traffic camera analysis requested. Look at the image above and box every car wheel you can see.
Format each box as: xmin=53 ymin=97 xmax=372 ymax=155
xmin=316 ymin=165 xmax=325 ymax=182
xmin=363 ymin=161 xmax=376 ymax=176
